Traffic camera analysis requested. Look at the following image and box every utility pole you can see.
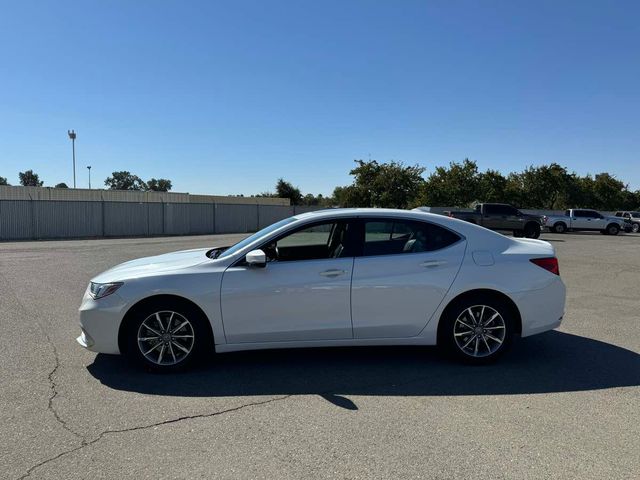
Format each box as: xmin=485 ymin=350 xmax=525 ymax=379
xmin=68 ymin=130 xmax=77 ymax=188
xmin=87 ymin=165 xmax=92 ymax=189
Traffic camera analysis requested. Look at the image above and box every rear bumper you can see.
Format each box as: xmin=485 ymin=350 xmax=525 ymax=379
xmin=510 ymin=277 xmax=566 ymax=337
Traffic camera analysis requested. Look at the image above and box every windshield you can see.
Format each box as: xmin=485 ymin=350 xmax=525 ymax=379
xmin=217 ymin=217 xmax=297 ymax=259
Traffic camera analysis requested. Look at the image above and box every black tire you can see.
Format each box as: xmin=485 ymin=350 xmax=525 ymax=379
xmin=606 ymin=224 xmax=620 ymax=236
xmin=438 ymin=294 xmax=515 ymax=365
xmin=125 ymin=299 xmax=211 ymax=372
xmin=524 ymin=222 xmax=541 ymax=239
xmin=552 ymin=222 xmax=567 ymax=234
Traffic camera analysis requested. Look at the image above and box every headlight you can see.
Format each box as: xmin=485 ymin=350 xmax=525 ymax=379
xmin=89 ymin=282 xmax=123 ymax=299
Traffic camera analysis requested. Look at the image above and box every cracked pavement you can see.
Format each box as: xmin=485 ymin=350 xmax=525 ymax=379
xmin=1 ymin=232 xmax=639 ymax=479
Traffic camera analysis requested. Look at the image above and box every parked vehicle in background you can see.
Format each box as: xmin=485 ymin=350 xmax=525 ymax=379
xmin=444 ymin=203 xmax=543 ymax=239
xmin=614 ymin=211 xmax=640 ymax=233
xmin=543 ymin=209 xmax=626 ymax=235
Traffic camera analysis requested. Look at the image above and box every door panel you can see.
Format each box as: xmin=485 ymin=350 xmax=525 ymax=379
xmin=221 ymin=258 xmax=354 ymax=343
xmin=351 ymin=220 xmax=466 ymax=338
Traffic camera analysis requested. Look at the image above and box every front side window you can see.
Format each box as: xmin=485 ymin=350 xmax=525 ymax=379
xmin=363 ymin=219 xmax=460 ymax=256
xmin=263 ymin=221 xmax=352 ymax=262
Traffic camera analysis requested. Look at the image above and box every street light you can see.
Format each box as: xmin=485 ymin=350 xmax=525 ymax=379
xmin=68 ymin=130 xmax=77 ymax=188
xmin=87 ymin=165 xmax=92 ymax=189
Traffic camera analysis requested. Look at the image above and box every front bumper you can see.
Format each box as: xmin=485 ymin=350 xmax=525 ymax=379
xmin=78 ymin=288 xmax=128 ymax=354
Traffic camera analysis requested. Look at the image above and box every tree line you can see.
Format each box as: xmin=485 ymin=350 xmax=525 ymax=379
xmin=3 ymin=160 xmax=639 ymax=211
xmin=258 ymin=159 xmax=640 ymax=211
xmin=0 ymin=170 xmax=173 ymax=192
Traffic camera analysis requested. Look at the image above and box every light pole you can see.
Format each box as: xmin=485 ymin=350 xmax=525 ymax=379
xmin=68 ymin=130 xmax=77 ymax=188
xmin=87 ymin=165 xmax=92 ymax=189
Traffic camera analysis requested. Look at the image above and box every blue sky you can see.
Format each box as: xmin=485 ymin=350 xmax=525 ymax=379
xmin=0 ymin=0 xmax=638 ymax=195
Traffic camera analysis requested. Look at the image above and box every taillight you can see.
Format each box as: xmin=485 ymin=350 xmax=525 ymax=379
xmin=530 ymin=257 xmax=560 ymax=275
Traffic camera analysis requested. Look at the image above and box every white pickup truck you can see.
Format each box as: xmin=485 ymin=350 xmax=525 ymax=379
xmin=543 ymin=209 xmax=627 ymax=235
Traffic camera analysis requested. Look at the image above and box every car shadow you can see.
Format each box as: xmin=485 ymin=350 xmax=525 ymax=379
xmin=87 ymin=331 xmax=639 ymax=407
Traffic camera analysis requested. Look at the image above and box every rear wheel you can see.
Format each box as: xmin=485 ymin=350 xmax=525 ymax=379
xmin=439 ymin=295 xmax=515 ymax=364
xmin=607 ymin=224 xmax=620 ymax=236
xmin=552 ymin=222 xmax=567 ymax=234
xmin=125 ymin=301 xmax=210 ymax=372
xmin=524 ymin=222 xmax=541 ymax=239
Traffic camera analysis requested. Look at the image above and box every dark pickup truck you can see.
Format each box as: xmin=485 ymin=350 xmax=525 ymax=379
xmin=445 ymin=203 xmax=543 ymax=238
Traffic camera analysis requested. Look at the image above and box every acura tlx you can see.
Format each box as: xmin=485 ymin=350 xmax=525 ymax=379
xmin=78 ymin=208 xmax=566 ymax=372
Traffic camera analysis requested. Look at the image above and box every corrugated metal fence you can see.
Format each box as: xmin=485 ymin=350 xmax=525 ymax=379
xmin=0 ymin=200 xmax=324 ymax=241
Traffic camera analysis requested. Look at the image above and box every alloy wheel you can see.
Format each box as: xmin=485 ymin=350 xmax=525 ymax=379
xmin=453 ymin=305 xmax=506 ymax=358
xmin=137 ymin=311 xmax=195 ymax=366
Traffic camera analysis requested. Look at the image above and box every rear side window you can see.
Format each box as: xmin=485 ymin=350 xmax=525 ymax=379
xmin=363 ymin=220 xmax=460 ymax=256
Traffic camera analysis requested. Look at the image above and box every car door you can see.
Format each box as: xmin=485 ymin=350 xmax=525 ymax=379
xmin=220 ymin=219 xmax=356 ymax=343
xmin=481 ymin=204 xmax=502 ymax=229
xmin=351 ymin=218 xmax=466 ymax=339
xmin=571 ymin=210 xmax=589 ymax=229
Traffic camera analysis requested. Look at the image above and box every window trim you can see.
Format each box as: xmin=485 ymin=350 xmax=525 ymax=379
xmin=355 ymin=217 xmax=465 ymax=258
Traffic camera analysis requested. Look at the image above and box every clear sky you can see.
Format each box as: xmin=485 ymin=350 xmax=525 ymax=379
xmin=0 ymin=0 xmax=638 ymax=195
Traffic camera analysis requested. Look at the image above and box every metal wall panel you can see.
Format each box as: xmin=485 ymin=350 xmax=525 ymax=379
xmin=0 ymin=200 xmax=34 ymax=240
xmin=188 ymin=203 xmax=215 ymax=235
xmin=103 ymin=202 xmax=149 ymax=236
xmin=147 ymin=203 xmax=164 ymax=235
xmin=258 ymin=205 xmax=295 ymax=229
xmin=33 ymin=201 xmax=102 ymax=239
xmin=163 ymin=203 xmax=190 ymax=235
xmin=215 ymin=204 xmax=258 ymax=233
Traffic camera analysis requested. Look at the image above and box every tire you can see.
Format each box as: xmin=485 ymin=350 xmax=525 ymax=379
xmin=552 ymin=222 xmax=567 ymax=234
xmin=632 ymin=223 xmax=639 ymax=233
xmin=606 ymin=224 xmax=620 ymax=236
xmin=125 ymin=300 xmax=211 ymax=372
xmin=439 ymin=294 xmax=515 ymax=364
xmin=524 ymin=222 xmax=541 ymax=239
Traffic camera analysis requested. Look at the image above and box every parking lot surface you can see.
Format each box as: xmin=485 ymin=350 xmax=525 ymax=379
xmin=1 ymin=232 xmax=639 ymax=479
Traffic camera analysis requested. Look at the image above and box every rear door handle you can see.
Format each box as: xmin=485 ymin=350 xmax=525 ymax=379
xmin=420 ymin=260 xmax=447 ymax=268
xmin=319 ymin=269 xmax=347 ymax=277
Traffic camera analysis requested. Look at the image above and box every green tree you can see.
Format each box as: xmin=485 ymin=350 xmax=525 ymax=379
xmin=0 ymin=176 xmax=8 ymax=186
xmin=104 ymin=171 xmax=146 ymax=190
xmin=335 ymin=160 xmax=425 ymax=208
xmin=274 ymin=178 xmax=303 ymax=205
xmin=477 ymin=169 xmax=508 ymax=203
xmin=19 ymin=170 xmax=44 ymax=187
xmin=419 ymin=159 xmax=479 ymax=207
xmin=146 ymin=178 xmax=173 ymax=192
xmin=54 ymin=182 xmax=69 ymax=188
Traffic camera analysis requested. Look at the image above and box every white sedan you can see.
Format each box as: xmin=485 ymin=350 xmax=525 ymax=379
xmin=78 ymin=208 xmax=566 ymax=371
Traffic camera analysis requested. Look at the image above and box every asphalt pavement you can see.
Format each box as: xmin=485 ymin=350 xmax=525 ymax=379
xmin=1 ymin=231 xmax=638 ymax=479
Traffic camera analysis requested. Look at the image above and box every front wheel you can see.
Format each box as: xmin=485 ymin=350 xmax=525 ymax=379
xmin=552 ymin=222 xmax=567 ymax=234
xmin=524 ymin=222 xmax=541 ymax=239
xmin=632 ymin=223 xmax=639 ymax=233
xmin=125 ymin=301 xmax=210 ymax=372
xmin=439 ymin=296 xmax=514 ymax=364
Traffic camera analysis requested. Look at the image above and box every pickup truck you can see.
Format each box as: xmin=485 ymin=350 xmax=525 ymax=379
xmin=444 ymin=203 xmax=543 ymax=238
xmin=543 ymin=209 xmax=626 ymax=235
xmin=614 ymin=211 xmax=640 ymax=233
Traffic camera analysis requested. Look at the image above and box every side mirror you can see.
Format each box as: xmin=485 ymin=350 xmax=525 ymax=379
xmin=245 ymin=249 xmax=267 ymax=268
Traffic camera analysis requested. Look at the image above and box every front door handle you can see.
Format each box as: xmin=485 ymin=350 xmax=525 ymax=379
xmin=420 ymin=260 xmax=447 ymax=268
xmin=319 ymin=269 xmax=347 ymax=277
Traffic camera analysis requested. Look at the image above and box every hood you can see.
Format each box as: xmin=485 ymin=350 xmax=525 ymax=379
xmin=92 ymin=248 xmax=211 ymax=283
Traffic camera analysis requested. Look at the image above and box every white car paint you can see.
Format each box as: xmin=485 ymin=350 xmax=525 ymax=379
xmin=78 ymin=208 xmax=566 ymax=356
